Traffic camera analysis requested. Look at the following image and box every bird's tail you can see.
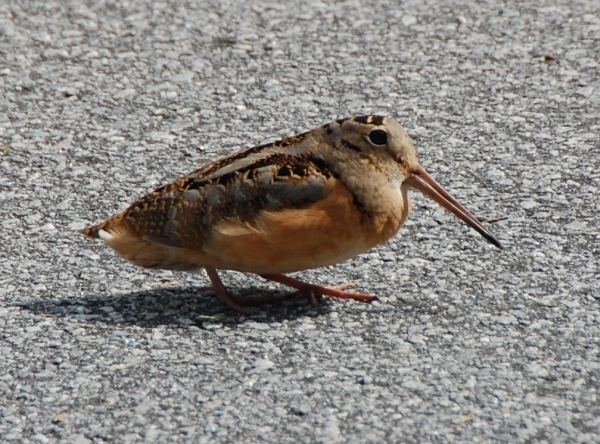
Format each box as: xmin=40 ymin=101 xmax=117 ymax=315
xmin=79 ymin=213 xmax=125 ymax=239
xmin=79 ymin=213 xmax=205 ymax=271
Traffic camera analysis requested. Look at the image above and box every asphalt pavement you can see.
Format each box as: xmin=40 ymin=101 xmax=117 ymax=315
xmin=1 ymin=0 xmax=599 ymax=442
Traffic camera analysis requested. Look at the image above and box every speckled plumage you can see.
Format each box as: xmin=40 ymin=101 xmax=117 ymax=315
xmin=82 ymin=116 xmax=501 ymax=313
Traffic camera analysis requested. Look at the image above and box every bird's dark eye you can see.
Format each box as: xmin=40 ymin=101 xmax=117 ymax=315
xmin=368 ymin=129 xmax=388 ymax=145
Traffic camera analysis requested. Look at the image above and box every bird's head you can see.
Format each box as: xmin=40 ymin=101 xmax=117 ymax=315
xmin=333 ymin=115 xmax=502 ymax=249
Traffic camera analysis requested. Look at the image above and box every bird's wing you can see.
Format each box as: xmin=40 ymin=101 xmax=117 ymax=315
xmin=123 ymin=151 xmax=340 ymax=247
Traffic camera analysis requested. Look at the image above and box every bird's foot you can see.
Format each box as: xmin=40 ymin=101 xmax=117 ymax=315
xmin=259 ymin=274 xmax=378 ymax=304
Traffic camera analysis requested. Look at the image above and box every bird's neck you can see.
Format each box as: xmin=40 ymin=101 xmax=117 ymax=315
xmin=320 ymin=150 xmax=411 ymax=239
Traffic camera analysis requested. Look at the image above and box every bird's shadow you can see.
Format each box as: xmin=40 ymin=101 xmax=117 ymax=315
xmin=20 ymin=286 xmax=336 ymax=328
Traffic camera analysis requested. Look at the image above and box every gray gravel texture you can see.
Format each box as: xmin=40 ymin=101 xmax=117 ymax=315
xmin=1 ymin=0 xmax=599 ymax=442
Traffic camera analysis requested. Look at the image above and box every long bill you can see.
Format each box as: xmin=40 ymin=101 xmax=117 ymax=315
xmin=403 ymin=165 xmax=503 ymax=249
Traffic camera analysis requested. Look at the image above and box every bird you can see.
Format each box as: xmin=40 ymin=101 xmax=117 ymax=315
xmin=81 ymin=115 xmax=502 ymax=313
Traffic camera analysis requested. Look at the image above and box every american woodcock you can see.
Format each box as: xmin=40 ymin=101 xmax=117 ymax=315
xmin=82 ymin=115 xmax=502 ymax=313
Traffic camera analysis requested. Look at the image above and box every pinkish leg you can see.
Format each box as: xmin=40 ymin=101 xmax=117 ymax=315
xmin=203 ymin=268 xmax=300 ymax=312
xmin=204 ymin=267 xmax=253 ymax=314
xmin=259 ymin=274 xmax=378 ymax=303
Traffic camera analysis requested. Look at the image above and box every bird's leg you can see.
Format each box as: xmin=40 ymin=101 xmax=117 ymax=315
xmin=204 ymin=267 xmax=254 ymax=314
xmin=203 ymin=270 xmax=377 ymax=313
xmin=259 ymin=274 xmax=378 ymax=303
xmin=288 ymin=283 xmax=360 ymax=305
xmin=204 ymin=268 xmax=302 ymax=312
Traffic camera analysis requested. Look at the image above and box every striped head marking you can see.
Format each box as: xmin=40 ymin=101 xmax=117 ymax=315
xmin=328 ymin=115 xmax=420 ymax=176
